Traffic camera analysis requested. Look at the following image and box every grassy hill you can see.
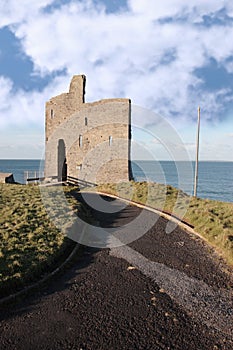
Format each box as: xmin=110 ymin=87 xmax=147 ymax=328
xmin=0 ymin=183 xmax=81 ymax=297
xmin=0 ymin=181 xmax=232 ymax=297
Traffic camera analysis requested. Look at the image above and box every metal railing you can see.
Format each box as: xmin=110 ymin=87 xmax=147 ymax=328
xmin=24 ymin=171 xmax=45 ymax=184
xmin=66 ymin=175 xmax=96 ymax=188
xmin=25 ymin=172 xmax=96 ymax=189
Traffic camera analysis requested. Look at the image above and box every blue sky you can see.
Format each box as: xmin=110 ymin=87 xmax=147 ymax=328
xmin=0 ymin=0 xmax=232 ymax=160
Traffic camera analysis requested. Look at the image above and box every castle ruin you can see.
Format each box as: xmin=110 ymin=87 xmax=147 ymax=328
xmin=45 ymin=75 xmax=132 ymax=184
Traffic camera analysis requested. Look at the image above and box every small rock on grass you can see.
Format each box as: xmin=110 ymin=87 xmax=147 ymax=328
xmin=159 ymin=288 xmax=166 ymax=293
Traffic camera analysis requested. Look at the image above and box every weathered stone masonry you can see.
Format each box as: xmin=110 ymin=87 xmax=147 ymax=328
xmin=45 ymin=75 xmax=132 ymax=184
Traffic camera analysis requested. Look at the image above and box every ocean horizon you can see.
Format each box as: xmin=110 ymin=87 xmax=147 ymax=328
xmin=0 ymin=159 xmax=232 ymax=203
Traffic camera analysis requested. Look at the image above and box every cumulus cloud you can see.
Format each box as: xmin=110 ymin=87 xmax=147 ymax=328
xmin=0 ymin=74 xmax=72 ymax=128
xmin=0 ymin=0 xmax=52 ymax=27
xmin=128 ymin=0 xmax=233 ymax=25
xmin=1 ymin=0 xmax=233 ymax=131
xmin=0 ymin=77 xmax=13 ymax=120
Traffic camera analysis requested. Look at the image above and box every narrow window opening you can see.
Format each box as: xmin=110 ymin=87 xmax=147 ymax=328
xmin=109 ymin=136 xmax=112 ymax=146
xmin=85 ymin=117 xmax=88 ymax=126
xmin=79 ymin=135 xmax=83 ymax=148
xmin=51 ymin=109 xmax=54 ymax=119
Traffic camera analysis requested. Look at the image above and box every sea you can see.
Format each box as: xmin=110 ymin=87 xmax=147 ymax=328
xmin=0 ymin=159 xmax=232 ymax=203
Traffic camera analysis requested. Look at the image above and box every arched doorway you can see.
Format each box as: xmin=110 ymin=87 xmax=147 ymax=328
xmin=58 ymin=139 xmax=67 ymax=182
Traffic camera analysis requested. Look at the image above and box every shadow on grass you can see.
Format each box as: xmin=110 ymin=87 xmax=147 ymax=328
xmin=0 ymin=191 xmax=141 ymax=322
xmin=0 ymin=242 xmax=100 ymax=322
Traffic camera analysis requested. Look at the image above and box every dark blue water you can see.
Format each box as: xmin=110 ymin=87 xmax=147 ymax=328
xmin=0 ymin=160 xmax=44 ymax=184
xmin=0 ymin=160 xmax=232 ymax=203
xmin=132 ymin=161 xmax=233 ymax=203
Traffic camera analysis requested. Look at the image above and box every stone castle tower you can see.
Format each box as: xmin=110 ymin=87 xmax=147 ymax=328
xmin=45 ymin=75 xmax=132 ymax=184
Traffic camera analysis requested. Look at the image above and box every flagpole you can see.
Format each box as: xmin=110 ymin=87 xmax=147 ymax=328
xmin=194 ymin=106 xmax=201 ymax=197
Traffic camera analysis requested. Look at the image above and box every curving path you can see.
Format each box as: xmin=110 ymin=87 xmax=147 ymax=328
xmin=0 ymin=193 xmax=233 ymax=350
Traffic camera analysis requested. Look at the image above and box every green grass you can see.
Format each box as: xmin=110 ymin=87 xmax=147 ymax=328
xmin=94 ymin=181 xmax=233 ymax=267
xmin=0 ymin=183 xmax=82 ymax=297
xmin=1 ymin=180 xmax=232 ymax=297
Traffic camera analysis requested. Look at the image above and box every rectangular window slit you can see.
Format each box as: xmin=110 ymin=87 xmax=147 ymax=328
xmin=109 ymin=136 xmax=112 ymax=146
xmin=79 ymin=135 xmax=83 ymax=148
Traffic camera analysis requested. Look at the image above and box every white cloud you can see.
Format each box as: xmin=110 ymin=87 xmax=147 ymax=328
xmin=200 ymin=141 xmax=233 ymax=161
xmin=127 ymin=0 xmax=227 ymax=22
xmin=0 ymin=77 xmax=13 ymax=124
xmin=0 ymin=74 xmax=72 ymax=128
xmin=10 ymin=1 xmax=233 ymax=119
xmin=0 ymin=0 xmax=52 ymax=27
xmin=0 ymin=0 xmax=233 ymax=159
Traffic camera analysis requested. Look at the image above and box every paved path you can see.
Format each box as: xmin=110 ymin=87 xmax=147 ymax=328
xmin=0 ymin=193 xmax=233 ymax=350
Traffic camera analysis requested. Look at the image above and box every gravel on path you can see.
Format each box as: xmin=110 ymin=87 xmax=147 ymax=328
xmin=0 ymin=193 xmax=232 ymax=350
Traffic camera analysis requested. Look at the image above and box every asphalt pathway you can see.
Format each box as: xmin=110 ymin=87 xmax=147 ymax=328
xmin=0 ymin=193 xmax=233 ymax=350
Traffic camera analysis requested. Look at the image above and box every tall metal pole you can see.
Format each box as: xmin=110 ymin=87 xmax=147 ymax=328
xmin=194 ymin=106 xmax=201 ymax=197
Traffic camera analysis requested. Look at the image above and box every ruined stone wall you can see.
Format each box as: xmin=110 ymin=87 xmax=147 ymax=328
xmin=45 ymin=75 xmax=86 ymax=140
xmin=45 ymin=75 xmax=131 ymax=184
